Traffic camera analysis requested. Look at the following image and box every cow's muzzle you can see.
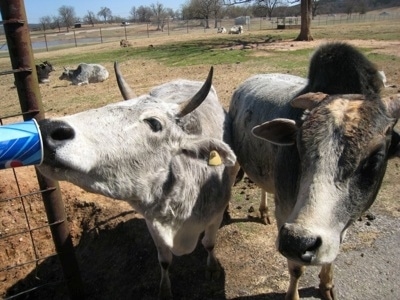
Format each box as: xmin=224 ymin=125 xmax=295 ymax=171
xmin=38 ymin=119 xmax=75 ymax=164
xmin=278 ymin=223 xmax=322 ymax=264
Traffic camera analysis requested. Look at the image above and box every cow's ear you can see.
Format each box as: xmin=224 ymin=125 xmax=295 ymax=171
xmin=291 ymin=92 xmax=328 ymax=110
xmin=383 ymin=95 xmax=400 ymax=119
xmin=181 ymin=138 xmax=236 ymax=167
xmin=252 ymin=119 xmax=297 ymax=146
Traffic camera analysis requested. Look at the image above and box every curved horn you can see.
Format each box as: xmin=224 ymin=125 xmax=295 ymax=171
xmin=177 ymin=66 xmax=214 ymax=118
xmin=114 ymin=61 xmax=136 ymax=100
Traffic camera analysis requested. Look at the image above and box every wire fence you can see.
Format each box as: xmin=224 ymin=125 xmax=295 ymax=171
xmin=0 ymin=167 xmax=64 ymax=299
xmin=0 ymin=12 xmax=399 ymax=53
xmin=0 ymin=1 xmax=83 ymax=299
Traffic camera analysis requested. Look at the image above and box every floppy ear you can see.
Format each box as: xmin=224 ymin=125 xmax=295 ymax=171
xmin=252 ymin=119 xmax=297 ymax=146
xmin=383 ymin=95 xmax=400 ymax=119
xmin=181 ymin=138 xmax=236 ymax=167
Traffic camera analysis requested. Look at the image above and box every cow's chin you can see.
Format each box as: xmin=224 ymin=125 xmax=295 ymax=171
xmin=37 ymin=163 xmax=131 ymax=200
xmin=281 ymin=243 xmax=341 ymax=266
xmin=38 ymin=164 xmax=81 ymax=184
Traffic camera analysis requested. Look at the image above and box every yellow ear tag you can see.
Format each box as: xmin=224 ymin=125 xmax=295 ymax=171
xmin=208 ymin=150 xmax=222 ymax=166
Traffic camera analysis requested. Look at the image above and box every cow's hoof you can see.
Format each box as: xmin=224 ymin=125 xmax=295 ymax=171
xmin=319 ymin=284 xmax=336 ymax=300
xmin=261 ymin=214 xmax=271 ymax=225
xmin=158 ymin=289 xmax=173 ymax=300
xmin=205 ymin=264 xmax=222 ymax=281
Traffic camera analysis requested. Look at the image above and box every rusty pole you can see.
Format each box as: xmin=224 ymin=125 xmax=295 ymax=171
xmin=0 ymin=1 xmax=84 ymax=298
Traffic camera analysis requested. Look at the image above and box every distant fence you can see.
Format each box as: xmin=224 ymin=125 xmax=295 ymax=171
xmin=1 ymin=13 xmax=399 ymax=53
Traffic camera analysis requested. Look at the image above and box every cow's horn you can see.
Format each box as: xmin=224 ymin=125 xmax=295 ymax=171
xmin=177 ymin=66 xmax=213 ymax=118
xmin=114 ymin=61 xmax=136 ymax=100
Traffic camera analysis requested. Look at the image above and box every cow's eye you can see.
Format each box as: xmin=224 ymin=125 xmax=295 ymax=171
xmin=360 ymin=147 xmax=385 ymax=176
xmin=145 ymin=118 xmax=162 ymax=132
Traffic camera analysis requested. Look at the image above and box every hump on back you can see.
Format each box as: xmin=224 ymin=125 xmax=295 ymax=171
xmin=303 ymin=42 xmax=384 ymax=95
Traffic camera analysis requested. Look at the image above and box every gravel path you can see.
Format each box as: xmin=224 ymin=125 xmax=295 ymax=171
xmin=298 ymin=209 xmax=400 ymax=300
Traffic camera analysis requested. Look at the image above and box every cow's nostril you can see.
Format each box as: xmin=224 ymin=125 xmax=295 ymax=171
xmin=50 ymin=126 xmax=75 ymax=141
xmin=279 ymin=225 xmax=323 ymax=263
xmin=300 ymin=236 xmax=322 ymax=263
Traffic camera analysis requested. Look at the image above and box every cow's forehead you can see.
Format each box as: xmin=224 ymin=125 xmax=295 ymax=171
xmin=326 ymin=98 xmax=364 ymax=132
xmin=309 ymin=97 xmax=386 ymax=134
xmin=108 ymin=95 xmax=179 ymax=114
xmin=301 ymin=96 xmax=389 ymax=156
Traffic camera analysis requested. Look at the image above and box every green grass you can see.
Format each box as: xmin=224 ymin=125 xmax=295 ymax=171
xmin=16 ymin=16 xmax=399 ymax=69
xmin=44 ymin=36 xmax=395 ymax=81
xmin=46 ymin=34 xmax=301 ymax=67
xmin=312 ymin=21 xmax=400 ymax=40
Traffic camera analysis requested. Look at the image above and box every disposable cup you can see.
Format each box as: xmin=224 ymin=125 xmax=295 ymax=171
xmin=0 ymin=119 xmax=43 ymax=169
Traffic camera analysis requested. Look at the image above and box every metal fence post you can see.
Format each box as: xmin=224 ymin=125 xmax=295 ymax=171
xmin=0 ymin=0 xmax=84 ymax=299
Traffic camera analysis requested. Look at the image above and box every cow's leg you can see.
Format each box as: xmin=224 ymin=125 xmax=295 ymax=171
xmin=319 ymin=263 xmax=336 ymax=300
xmin=285 ymin=260 xmax=305 ymax=300
xmin=225 ymin=162 xmax=244 ymax=222
xmin=146 ymin=222 xmax=173 ymax=300
xmin=259 ymin=189 xmax=271 ymax=225
xmin=157 ymin=244 xmax=173 ymax=300
xmin=202 ymin=215 xmax=223 ymax=280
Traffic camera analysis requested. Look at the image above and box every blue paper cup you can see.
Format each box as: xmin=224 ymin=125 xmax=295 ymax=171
xmin=0 ymin=119 xmax=43 ymax=169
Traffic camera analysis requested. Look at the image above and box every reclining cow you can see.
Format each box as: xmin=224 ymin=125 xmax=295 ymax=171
xmin=120 ymin=39 xmax=132 ymax=47
xmin=228 ymin=25 xmax=243 ymax=34
xmin=217 ymin=27 xmax=226 ymax=33
xmin=36 ymin=61 xmax=55 ymax=83
xmin=59 ymin=63 xmax=109 ymax=85
xmin=229 ymin=42 xmax=400 ymax=300
xmin=38 ymin=64 xmax=236 ymax=299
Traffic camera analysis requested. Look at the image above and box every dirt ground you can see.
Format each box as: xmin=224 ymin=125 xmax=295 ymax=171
xmin=1 ymin=33 xmax=400 ymax=300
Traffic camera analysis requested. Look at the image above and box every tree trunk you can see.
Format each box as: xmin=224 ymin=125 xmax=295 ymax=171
xmin=205 ymin=17 xmax=209 ymax=29
xmin=295 ymin=0 xmax=313 ymax=41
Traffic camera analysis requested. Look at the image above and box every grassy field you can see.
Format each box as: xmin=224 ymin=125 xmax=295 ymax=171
xmin=1 ymin=18 xmax=399 ymax=119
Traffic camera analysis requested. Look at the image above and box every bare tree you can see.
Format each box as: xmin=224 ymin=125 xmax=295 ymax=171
xmin=187 ymin=0 xmax=222 ymax=28
xmin=151 ymin=2 xmax=168 ymax=31
xmin=58 ymin=5 xmax=76 ymax=32
xmin=130 ymin=6 xmax=137 ymax=22
xmin=225 ymin=3 xmax=253 ymax=18
xmin=257 ymin=0 xmax=281 ymax=19
xmin=344 ymin=0 xmax=357 ymax=17
xmin=311 ymin=0 xmax=321 ymax=18
xmin=137 ymin=6 xmax=153 ymax=22
xmin=97 ymin=7 xmax=112 ymax=23
xmin=295 ymin=0 xmax=313 ymax=41
xmin=39 ymin=15 xmax=52 ymax=31
xmin=212 ymin=0 xmax=224 ymax=28
xmin=52 ymin=15 xmax=62 ymax=32
xmin=166 ymin=8 xmax=177 ymax=20
xmin=84 ymin=10 xmax=97 ymax=26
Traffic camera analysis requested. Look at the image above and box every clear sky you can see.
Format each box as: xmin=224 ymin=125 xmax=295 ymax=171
xmin=23 ymin=0 xmax=187 ymax=24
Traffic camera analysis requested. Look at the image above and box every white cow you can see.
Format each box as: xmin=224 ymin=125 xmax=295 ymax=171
xmin=217 ymin=27 xmax=227 ymax=33
xmin=38 ymin=64 xmax=236 ymax=299
xmin=59 ymin=63 xmax=109 ymax=85
xmin=228 ymin=25 xmax=243 ymax=34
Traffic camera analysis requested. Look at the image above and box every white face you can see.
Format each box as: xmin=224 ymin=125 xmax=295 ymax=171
xmin=38 ymin=95 xmax=235 ymax=205
xmin=38 ymin=96 xmax=183 ymax=195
